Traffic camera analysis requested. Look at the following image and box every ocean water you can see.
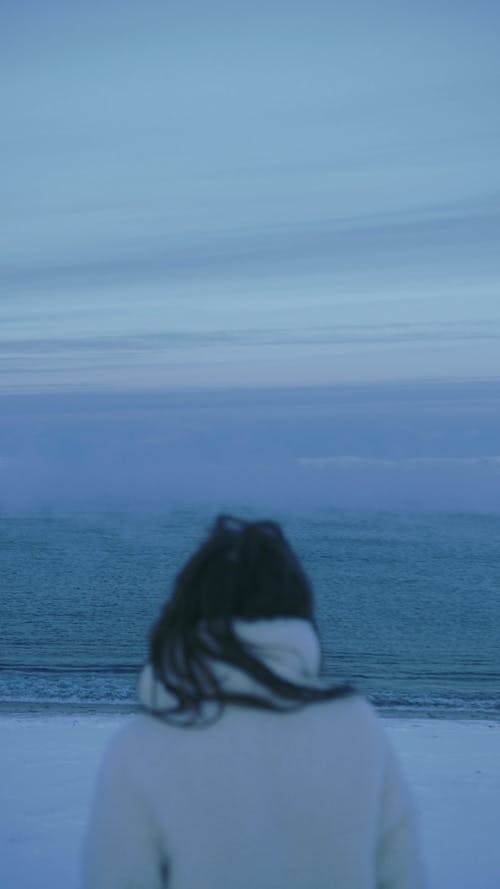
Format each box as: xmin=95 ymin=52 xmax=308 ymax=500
xmin=1 ymin=509 xmax=499 ymax=718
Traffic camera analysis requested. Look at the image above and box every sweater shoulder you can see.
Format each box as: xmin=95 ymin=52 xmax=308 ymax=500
xmin=314 ymin=692 xmax=389 ymax=743
xmin=97 ymin=713 xmax=168 ymax=772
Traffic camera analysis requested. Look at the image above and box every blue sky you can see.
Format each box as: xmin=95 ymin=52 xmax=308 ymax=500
xmin=1 ymin=1 xmax=499 ymax=509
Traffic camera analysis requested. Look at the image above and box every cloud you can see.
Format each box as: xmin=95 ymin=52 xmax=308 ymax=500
xmin=293 ymin=455 xmax=500 ymax=512
xmin=2 ymin=321 xmax=500 ymax=358
xmin=297 ymin=455 xmax=500 ymax=470
xmin=1 ymin=381 xmax=499 ymax=513
xmin=3 ymin=194 xmax=499 ymax=291
xmin=1 ymin=450 xmax=499 ymax=514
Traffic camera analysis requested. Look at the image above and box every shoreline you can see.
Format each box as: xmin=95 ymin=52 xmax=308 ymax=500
xmin=1 ymin=698 xmax=498 ymax=721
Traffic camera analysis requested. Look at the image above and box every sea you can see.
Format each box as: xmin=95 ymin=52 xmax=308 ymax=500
xmin=1 ymin=508 xmax=499 ymax=719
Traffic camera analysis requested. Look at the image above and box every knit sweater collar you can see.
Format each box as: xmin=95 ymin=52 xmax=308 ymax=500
xmin=138 ymin=618 xmax=321 ymax=711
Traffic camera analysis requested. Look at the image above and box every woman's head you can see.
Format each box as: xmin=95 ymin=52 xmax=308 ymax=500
xmin=147 ymin=515 xmax=352 ymax=722
xmin=165 ymin=515 xmax=315 ymax=625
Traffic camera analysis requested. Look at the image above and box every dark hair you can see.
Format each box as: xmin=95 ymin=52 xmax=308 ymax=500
xmin=147 ymin=515 xmax=354 ymax=723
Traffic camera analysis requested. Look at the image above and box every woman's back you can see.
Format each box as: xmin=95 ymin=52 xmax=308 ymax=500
xmin=83 ymin=619 xmax=425 ymax=889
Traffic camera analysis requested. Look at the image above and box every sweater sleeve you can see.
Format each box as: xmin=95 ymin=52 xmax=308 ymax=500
xmin=81 ymin=733 xmax=168 ymax=889
xmin=375 ymin=741 xmax=428 ymax=889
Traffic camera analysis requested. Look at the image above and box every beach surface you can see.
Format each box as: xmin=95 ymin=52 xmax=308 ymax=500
xmin=1 ymin=714 xmax=499 ymax=888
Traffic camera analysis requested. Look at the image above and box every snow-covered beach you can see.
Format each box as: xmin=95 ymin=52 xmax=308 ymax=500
xmin=1 ymin=714 xmax=498 ymax=889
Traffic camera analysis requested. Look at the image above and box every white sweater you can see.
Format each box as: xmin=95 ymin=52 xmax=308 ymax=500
xmin=82 ymin=619 xmax=427 ymax=889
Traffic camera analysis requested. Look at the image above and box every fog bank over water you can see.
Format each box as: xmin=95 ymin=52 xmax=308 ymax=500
xmin=2 ymin=381 xmax=499 ymax=513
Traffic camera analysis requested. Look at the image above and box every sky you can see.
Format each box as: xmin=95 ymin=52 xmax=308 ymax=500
xmin=1 ymin=0 xmax=499 ymax=510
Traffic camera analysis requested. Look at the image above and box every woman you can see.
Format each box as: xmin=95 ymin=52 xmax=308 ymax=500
xmin=82 ymin=516 xmax=427 ymax=889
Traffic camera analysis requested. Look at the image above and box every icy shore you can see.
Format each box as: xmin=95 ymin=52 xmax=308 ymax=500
xmin=1 ymin=715 xmax=499 ymax=888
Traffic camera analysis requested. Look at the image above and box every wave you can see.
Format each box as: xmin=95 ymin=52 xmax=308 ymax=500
xmin=0 ymin=662 xmax=140 ymax=675
xmin=1 ymin=670 xmax=498 ymax=720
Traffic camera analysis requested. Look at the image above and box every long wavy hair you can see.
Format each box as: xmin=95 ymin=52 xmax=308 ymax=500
xmin=147 ymin=515 xmax=354 ymax=723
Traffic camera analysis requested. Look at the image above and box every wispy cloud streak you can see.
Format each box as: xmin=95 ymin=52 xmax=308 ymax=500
xmin=3 ymin=197 xmax=499 ymax=291
xmin=2 ymin=321 xmax=500 ymax=356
